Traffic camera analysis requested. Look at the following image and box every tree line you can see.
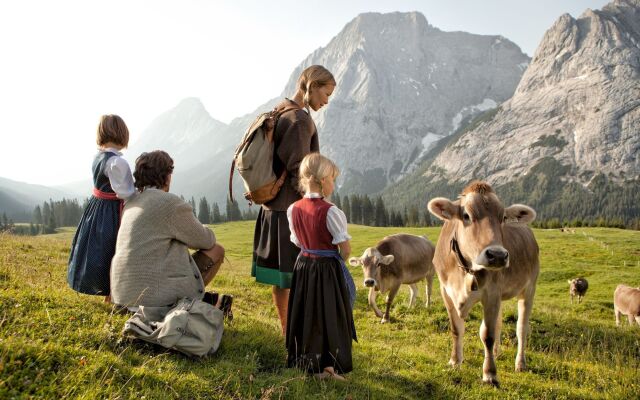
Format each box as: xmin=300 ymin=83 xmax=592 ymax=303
xmin=187 ymin=196 xmax=259 ymax=224
xmin=2 ymin=198 xmax=84 ymax=236
xmin=4 ymin=181 xmax=637 ymax=236
xmin=333 ymin=192 xmax=436 ymax=227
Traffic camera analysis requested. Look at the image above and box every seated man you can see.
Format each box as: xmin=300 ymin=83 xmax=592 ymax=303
xmin=110 ymin=150 xmax=226 ymax=310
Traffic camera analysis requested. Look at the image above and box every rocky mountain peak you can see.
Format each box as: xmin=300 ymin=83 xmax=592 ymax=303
xmin=427 ymin=0 xmax=639 ymax=188
xmin=279 ymin=11 xmax=529 ymax=193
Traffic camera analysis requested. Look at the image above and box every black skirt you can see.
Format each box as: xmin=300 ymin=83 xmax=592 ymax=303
xmin=252 ymin=208 xmax=299 ymax=288
xmin=286 ymin=255 xmax=356 ymax=374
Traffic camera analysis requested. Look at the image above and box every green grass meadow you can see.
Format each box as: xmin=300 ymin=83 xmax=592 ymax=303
xmin=1 ymin=222 xmax=639 ymax=399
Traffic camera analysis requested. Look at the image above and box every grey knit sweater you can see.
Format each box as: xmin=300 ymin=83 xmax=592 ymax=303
xmin=110 ymin=188 xmax=215 ymax=307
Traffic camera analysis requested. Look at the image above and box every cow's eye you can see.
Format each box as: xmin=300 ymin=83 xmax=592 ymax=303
xmin=462 ymin=212 xmax=471 ymax=223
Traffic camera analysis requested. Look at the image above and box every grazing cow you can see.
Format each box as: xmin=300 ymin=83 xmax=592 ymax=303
xmin=348 ymin=234 xmax=435 ymax=323
xmin=568 ymin=278 xmax=589 ymax=304
xmin=613 ymin=284 xmax=640 ymax=326
xmin=428 ymin=181 xmax=539 ymax=386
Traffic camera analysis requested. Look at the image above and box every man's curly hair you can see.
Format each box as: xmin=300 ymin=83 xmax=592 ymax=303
xmin=133 ymin=151 xmax=174 ymax=191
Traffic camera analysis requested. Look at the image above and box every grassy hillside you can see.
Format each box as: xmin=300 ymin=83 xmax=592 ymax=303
xmin=1 ymin=222 xmax=639 ymax=399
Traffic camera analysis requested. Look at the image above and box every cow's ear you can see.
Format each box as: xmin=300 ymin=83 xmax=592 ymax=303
xmin=379 ymin=254 xmax=395 ymax=265
xmin=348 ymin=257 xmax=361 ymax=267
xmin=428 ymin=197 xmax=459 ymax=221
xmin=504 ymin=204 xmax=536 ymax=224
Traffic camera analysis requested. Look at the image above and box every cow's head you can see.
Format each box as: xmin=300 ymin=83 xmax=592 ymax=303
xmin=428 ymin=181 xmax=536 ymax=273
xmin=348 ymin=247 xmax=394 ymax=288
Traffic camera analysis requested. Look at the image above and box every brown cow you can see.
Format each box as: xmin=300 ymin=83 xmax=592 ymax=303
xmin=428 ymin=181 xmax=539 ymax=386
xmin=348 ymin=234 xmax=435 ymax=323
xmin=614 ymin=284 xmax=640 ymax=326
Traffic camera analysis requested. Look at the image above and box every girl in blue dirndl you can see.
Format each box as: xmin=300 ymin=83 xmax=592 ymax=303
xmin=67 ymin=115 xmax=135 ymax=300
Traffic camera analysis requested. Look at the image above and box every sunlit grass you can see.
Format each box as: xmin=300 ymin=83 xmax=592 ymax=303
xmin=1 ymin=223 xmax=639 ymax=399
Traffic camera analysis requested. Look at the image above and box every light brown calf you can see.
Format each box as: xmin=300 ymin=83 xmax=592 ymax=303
xmin=614 ymin=284 xmax=640 ymax=326
xmin=348 ymin=234 xmax=435 ymax=323
xmin=428 ymin=181 xmax=539 ymax=387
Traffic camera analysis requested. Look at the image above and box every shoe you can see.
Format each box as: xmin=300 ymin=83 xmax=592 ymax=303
xmin=219 ymin=294 xmax=233 ymax=321
xmin=202 ymin=291 xmax=219 ymax=306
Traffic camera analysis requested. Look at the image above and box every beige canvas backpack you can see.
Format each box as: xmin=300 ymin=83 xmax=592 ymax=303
xmin=123 ymin=298 xmax=224 ymax=357
xmin=229 ymin=103 xmax=299 ymax=205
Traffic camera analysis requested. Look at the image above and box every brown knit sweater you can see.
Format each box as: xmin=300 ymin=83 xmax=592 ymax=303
xmin=110 ymin=188 xmax=215 ymax=307
xmin=263 ymin=99 xmax=319 ymax=211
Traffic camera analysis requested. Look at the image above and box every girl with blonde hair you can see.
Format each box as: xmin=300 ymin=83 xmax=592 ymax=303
xmin=285 ymin=152 xmax=356 ymax=380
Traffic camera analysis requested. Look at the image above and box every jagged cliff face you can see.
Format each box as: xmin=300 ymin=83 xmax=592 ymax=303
xmin=282 ymin=12 xmax=529 ymax=192
xmin=429 ymin=0 xmax=640 ymax=186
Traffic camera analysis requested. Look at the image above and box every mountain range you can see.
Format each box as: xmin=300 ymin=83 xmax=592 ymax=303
xmin=124 ymin=10 xmax=530 ymax=205
xmin=2 ymin=0 xmax=638 ymax=225
xmin=382 ymin=0 xmax=639 ymax=224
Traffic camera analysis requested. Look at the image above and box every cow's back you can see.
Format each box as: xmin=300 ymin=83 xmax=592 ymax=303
xmin=615 ymin=285 xmax=640 ymax=315
xmin=377 ymin=234 xmax=434 ymax=281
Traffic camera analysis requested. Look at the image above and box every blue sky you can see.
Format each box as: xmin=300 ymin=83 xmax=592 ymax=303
xmin=0 ymin=0 xmax=610 ymax=185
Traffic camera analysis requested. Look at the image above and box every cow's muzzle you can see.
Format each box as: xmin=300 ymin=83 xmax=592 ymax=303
xmin=475 ymin=246 xmax=509 ymax=269
xmin=364 ymin=279 xmax=376 ymax=287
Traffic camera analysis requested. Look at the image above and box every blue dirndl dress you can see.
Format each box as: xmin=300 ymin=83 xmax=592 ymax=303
xmin=67 ymin=152 xmax=122 ymax=295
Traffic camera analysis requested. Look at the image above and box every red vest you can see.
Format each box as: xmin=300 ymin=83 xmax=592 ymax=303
xmin=291 ymin=198 xmax=336 ymax=255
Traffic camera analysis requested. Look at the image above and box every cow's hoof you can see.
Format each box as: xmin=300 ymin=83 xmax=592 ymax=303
xmin=380 ymin=318 xmax=389 ymax=324
xmin=515 ymin=362 xmax=526 ymax=372
xmin=482 ymin=375 xmax=500 ymax=388
xmin=448 ymin=359 xmax=462 ymax=368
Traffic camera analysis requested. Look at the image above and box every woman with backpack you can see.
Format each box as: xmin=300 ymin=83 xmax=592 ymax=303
xmin=252 ymin=65 xmax=336 ymax=336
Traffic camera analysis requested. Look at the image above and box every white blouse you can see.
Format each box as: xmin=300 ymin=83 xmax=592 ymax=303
xmin=287 ymin=193 xmax=352 ymax=247
xmin=100 ymin=148 xmax=135 ymax=201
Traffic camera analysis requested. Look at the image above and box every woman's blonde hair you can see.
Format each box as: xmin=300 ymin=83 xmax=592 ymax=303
xmin=298 ymin=153 xmax=340 ymax=194
xmin=297 ymin=65 xmax=336 ymax=110
xmin=96 ymin=114 xmax=129 ymax=147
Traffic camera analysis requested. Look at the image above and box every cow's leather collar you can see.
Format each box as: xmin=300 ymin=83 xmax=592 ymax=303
xmin=451 ymin=234 xmax=479 ymax=291
xmin=450 ymin=234 xmax=471 ymax=273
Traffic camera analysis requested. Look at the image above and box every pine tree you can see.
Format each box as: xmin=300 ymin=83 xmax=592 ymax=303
xmin=46 ymin=208 xmax=57 ymax=233
xmin=189 ymin=197 xmax=197 ymax=217
xmin=407 ymin=206 xmax=420 ymax=227
xmin=333 ymin=191 xmax=342 ymax=209
xmin=342 ymin=195 xmax=351 ymax=223
xmin=197 ymin=197 xmax=211 ymax=224
xmin=1 ymin=212 xmax=7 ymax=231
xmin=374 ymin=196 xmax=387 ymax=227
xmin=350 ymin=194 xmax=362 ymax=225
xmin=211 ymin=202 xmax=222 ymax=223
xmin=231 ymin=199 xmax=242 ymax=221
xmin=361 ymin=195 xmax=374 ymax=226
xmin=225 ymin=199 xmax=232 ymax=221
xmin=33 ymin=205 xmax=43 ymax=226
xmin=42 ymin=202 xmax=51 ymax=231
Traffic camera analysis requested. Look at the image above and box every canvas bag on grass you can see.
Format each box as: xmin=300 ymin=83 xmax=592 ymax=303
xmin=229 ymin=103 xmax=299 ymax=205
xmin=123 ymin=297 xmax=224 ymax=357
